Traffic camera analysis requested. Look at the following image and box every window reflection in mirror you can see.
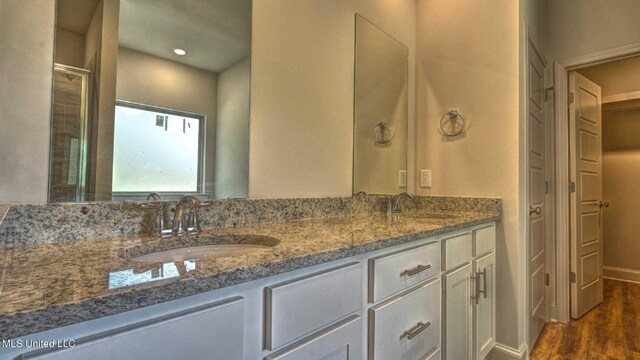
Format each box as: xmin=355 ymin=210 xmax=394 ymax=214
xmin=353 ymin=14 xmax=409 ymax=196
xmin=49 ymin=0 xmax=251 ymax=202
xmin=112 ymin=102 xmax=204 ymax=195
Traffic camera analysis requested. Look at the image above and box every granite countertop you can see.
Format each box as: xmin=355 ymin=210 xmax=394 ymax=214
xmin=0 ymin=209 xmax=499 ymax=340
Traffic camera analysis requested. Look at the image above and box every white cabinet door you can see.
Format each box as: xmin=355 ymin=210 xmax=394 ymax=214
xmin=474 ymin=252 xmax=495 ymax=360
xmin=443 ymin=263 xmax=473 ymax=360
xmin=369 ymin=279 xmax=440 ymax=360
xmin=20 ymin=297 xmax=245 ymax=360
xmin=264 ymin=315 xmax=361 ymax=360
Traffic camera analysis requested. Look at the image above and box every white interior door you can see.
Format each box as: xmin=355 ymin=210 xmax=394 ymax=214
xmin=527 ymin=38 xmax=547 ymax=347
xmin=569 ymin=71 xmax=603 ymax=319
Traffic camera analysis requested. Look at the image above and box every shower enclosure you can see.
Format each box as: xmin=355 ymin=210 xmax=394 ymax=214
xmin=48 ymin=64 xmax=91 ymax=202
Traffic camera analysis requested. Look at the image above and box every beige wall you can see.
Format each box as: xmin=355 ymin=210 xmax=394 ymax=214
xmin=116 ymin=47 xmax=218 ymax=196
xmin=215 ymin=58 xmax=250 ymax=199
xmin=250 ymin=0 xmax=416 ymax=198
xmin=578 ymin=56 xmax=640 ymax=98
xmin=547 ymin=0 xmax=640 ymax=61
xmin=602 ymin=109 xmax=640 ymax=271
xmin=416 ymin=0 xmax=523 ymax=351
xmin=55 ymin=28 xmax=85 ymax=68
xmin=95 ymin=0 xmax=119 ymax=201
xmin=0 ymin=0 xmax=55 ymax=203
xmin=84 ymin=1 xmax=102 ymax=70
xmin=81 ymin=0 xmax=119 ymax=201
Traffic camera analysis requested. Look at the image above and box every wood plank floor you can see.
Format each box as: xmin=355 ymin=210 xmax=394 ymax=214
xmin=530 ymin=279 xmax=640 ymax=360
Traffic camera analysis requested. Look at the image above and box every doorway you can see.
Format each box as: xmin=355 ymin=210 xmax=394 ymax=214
xmin=551 ymin=45 xmax=640 ymax=324
xmin=576 ymin=57 xmax=640 ymax=291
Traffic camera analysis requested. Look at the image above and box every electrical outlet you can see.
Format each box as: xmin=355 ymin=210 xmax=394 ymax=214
xmin=420 ymin=170 xmax=432 ymax=188
xmin=399 ymin=170 xmax=407 ymax=187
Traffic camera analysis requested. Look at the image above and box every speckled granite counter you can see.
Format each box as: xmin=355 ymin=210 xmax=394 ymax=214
xmin=0 ymin=204 xmax=499 ymax=340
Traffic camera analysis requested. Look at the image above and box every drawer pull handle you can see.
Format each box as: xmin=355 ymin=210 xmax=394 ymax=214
xmin=400 ymin=264 xmax=432 ymax=277
xmin=479 ymin=268 xmax=487 ymax=299
xmin=402 ymin=321 xmax=432 ymax=340
xmin=473 ymin=269 xmax=488 ymax=304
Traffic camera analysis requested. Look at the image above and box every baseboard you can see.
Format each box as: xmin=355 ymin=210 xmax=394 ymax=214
xmin=603 ymin=266 xmax=640 ymax=284
xmin=491 ymin=343 xmax=528 ymax=360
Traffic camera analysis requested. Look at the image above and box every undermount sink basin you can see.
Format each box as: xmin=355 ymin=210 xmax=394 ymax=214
xmin=121 ymin=234 xmax=279 ymax=263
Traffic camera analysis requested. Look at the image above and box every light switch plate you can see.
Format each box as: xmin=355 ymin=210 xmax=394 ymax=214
xmin=399 ymin=170 xmax=407 ymax=187
xmin=420 ymin=170 xmax=432 ymax=188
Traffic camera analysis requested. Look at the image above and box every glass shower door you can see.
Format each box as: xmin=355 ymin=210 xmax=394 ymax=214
xmin=49 ymin=64 xmax=91 ymax=202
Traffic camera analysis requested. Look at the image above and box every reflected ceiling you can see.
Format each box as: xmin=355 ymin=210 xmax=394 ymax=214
xmin=119 ymin=0 xmax=252 ymax=73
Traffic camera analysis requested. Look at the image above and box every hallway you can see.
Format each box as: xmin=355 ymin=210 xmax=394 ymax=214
xmin=530 ymin=279 xmax=640 ymax=359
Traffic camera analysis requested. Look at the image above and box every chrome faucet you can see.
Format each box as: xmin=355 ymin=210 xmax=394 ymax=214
xmin=138 ymin=192 xmax=171 ymax=237
xmin=387 ymin=192 xmax=416 ymax=213
xmin=138 ymin=193 xmax=212 ymax=237
xmin=172 ymin=195 xmax=212 ymax=237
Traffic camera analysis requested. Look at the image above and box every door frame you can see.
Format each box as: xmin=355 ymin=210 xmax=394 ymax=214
xmin=553 ymin=42 xmax=640 ymax=323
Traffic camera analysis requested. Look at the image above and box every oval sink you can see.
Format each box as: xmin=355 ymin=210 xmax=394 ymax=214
xmin=121 ymin=234 xmax=279 ymax=263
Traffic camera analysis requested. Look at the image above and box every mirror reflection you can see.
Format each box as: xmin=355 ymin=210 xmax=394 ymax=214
xmin=353 ymin=14 xmax=408 ymax=195
xmin=50 ymin=0 xmax=252 ymax=202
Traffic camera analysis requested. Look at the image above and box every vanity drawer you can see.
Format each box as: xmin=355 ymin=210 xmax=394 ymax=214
xmin=442 ymin=232 xmax=473 ymax=271
xmin=368 ymin=279 xmax=441 ymax=360
xmin=368 ymin=242 xmax=440 ymax=303
xmin=474 ymin=225 xmax=496 ymax=256
xmin=264 ymin=315 xmax=362 ymax=360
xmin=264 ymin=262 xmax=362 ymax=350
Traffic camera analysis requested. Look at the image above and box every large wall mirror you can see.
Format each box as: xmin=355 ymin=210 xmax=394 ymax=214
xmin=50 ymin=0 xmax=251 ymax=202
xmin=353 ymin=14 xmax=408 ymax=195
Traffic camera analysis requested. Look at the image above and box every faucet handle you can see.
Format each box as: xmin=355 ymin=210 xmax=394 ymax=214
xmin=186 ymin=199 xmax=215 ymax=235
xmin=137 ymin=201 xmax=163 ymax=210
xmin=137 ymin=192 xmax=164 ymax=209
xmin=198 ymin=199 xmax=215 ymax=207
xmin=137 ymin=193 xmax=168 ymax=237
xmin=173 ymin=195 xmax=211 ymax=236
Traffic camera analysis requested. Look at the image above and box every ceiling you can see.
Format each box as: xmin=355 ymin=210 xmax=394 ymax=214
xmin=118 ymin=0 xmax=252 ymax=73
xmin=56 ymin=0 xmax=100 ymax=34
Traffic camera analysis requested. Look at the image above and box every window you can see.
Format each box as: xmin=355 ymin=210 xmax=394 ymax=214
xmin=112 ymin=101 xmax=204 ymax=193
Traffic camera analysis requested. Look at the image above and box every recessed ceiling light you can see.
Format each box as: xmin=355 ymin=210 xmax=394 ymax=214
xmin=174 ymin=49 xmax=186 ymax=56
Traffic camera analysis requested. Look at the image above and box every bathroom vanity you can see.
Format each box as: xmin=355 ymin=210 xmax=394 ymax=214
xmin=0 ymin=199 xmax=499 ymax=360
